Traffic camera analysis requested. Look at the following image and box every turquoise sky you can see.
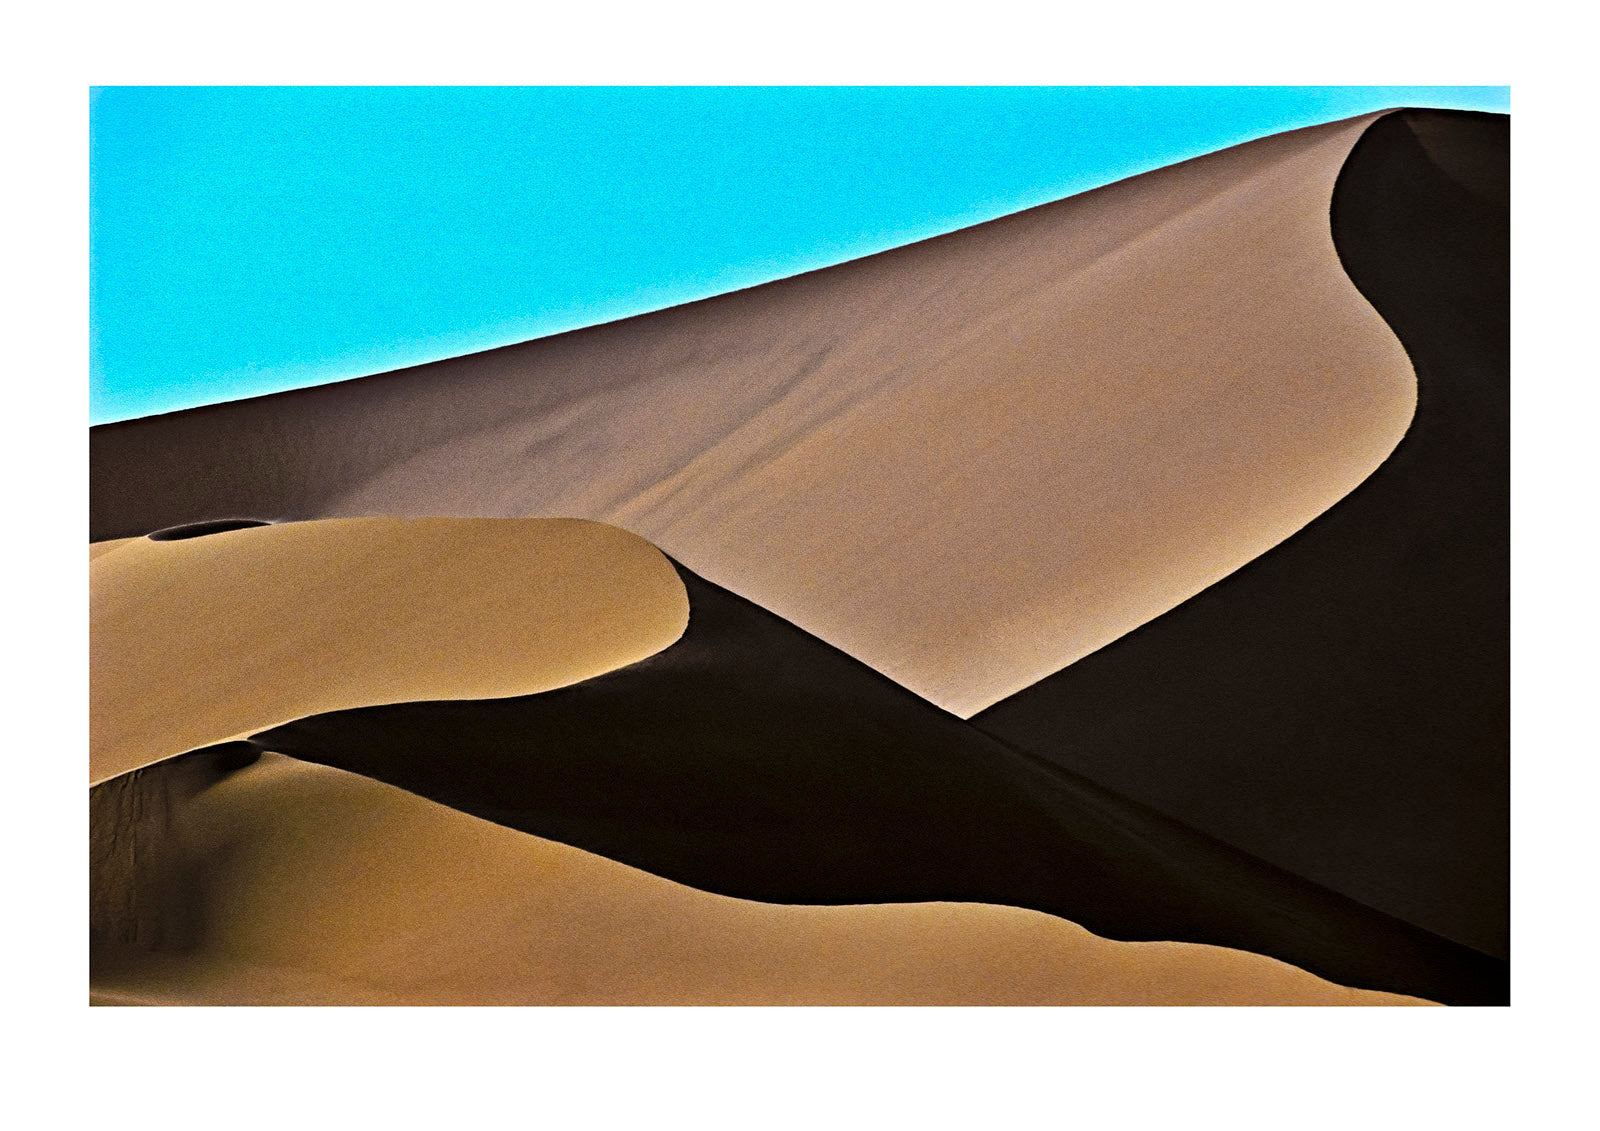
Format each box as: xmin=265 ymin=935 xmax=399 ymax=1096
xmin=90 ymin=86 xmax=1509 ymax=424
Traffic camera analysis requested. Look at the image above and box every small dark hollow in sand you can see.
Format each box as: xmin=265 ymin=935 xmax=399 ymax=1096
xmin=205 ymin=741 xmax=263 ymax=774
xmin=146 ymin=518 xmax=271 ymax=542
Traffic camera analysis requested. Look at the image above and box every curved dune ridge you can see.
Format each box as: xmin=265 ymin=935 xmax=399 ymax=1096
xmin=89 ymin=517 xmax=689 ymax=784
xmin=90 ymin=111 xmax=1414 ymax=717
xmin=89 ymin=750 xmax=1432 ymax=1006
xmin=974 ymin=109 xmax=1510 ymax=959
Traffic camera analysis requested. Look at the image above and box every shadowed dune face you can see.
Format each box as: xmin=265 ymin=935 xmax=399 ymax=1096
xmin=251 ymin=562 xmax=1504 ymax=1006
xmin=89 ymin=751 xmax=1433 ymax=1006
xmin=973 ymin=109 xmax=1509 ymax=959
xmin=89 ymin=112 xmax=1413 ymax=717
xmin=89 ymin=517 xmax=688 ymax=783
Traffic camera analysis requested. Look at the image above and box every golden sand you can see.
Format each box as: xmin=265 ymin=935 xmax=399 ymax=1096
xmin=89 ymin=517 xmax=688 ymax=783
xmin=91 ymin=753 xmax=1434 ymax=1006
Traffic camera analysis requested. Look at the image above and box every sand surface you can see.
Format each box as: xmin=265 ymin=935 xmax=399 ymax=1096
xmin=89 ymin=537 xmax=137 ymax=561
xmin=90 ymin=112 xmax=1413 ymax=717
xmin=89 ymin=517 xmax=687 ymax=783
xmin=89 ymin=751 xmax=1433 ymax=1006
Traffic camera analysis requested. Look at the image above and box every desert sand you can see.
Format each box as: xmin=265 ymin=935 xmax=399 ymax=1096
xmin=89 ymin=517 xmax=687 ymax=783
xmin=91 ymin=112 xmax=1413 ymax=717
xmin=89 ymin=750 xmax=1432 ymax=1006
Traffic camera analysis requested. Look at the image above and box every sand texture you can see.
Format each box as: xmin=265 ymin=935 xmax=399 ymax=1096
xmin=89 ymin=517 xmax=688 ymax=783
xmin=90 ymin=113 xmax=1413 ymax=717
xmin=90 ymin=750 xmax=1433 ymax=1006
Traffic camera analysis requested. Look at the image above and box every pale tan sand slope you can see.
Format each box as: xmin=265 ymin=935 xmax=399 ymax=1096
xmin=94 ymin=113 xmax=1414 ymax=716
xmin=89 ymin=537 xmax=138 ymax=562
xmin=89 ymin=518 xmax=688 ymax=784
xmin=90 ymin=753 xmax=1434 ymax=1006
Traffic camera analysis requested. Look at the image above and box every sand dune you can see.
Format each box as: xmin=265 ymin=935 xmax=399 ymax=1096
xmin=975 ymin=110 xmax=1510 ymax=959
xmin=253 ymin=560 xmax=1503 ymax=1006
xmin=89 ymin=517 xmax=687 ymax=783
xmin=86 ymin=109 xmax=1506 ymax=1008
xmin=89 ymin=749 xmax=1432 ymax=1006
xmin=90 ymin=514 xmax=1496 ymax=1004
xmin=90 ymin=112 xmax=1413 ymax=717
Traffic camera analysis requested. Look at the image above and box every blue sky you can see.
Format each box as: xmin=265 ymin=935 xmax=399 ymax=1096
xmin=90 ymin=86 xmax=1509 ymax=424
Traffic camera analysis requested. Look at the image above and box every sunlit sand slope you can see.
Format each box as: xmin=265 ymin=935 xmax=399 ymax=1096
xmin=90 ymin=113 xmax=1412 ymax=717
xmin=89 ymin=751 xmax=1433 ymax=1006
xmin=89 ymin=518 xmax=688 ymax=783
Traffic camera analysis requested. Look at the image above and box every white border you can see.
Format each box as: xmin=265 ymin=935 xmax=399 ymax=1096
xmin=9 ymin=2 xmax=1592 ymax=1126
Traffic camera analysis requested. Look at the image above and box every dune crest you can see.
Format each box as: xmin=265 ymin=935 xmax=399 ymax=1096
xmin=89 ymin=517 xmax=688 ymax=783
xmin=974 ymin=109 xmax=1510 ymax=958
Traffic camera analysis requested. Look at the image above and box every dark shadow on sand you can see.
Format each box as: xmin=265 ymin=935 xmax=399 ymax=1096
xmin=250 ymin=561 xmax=1505 ymax=1005
xmin=146 ymin=518 xmax=272 ymax=542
